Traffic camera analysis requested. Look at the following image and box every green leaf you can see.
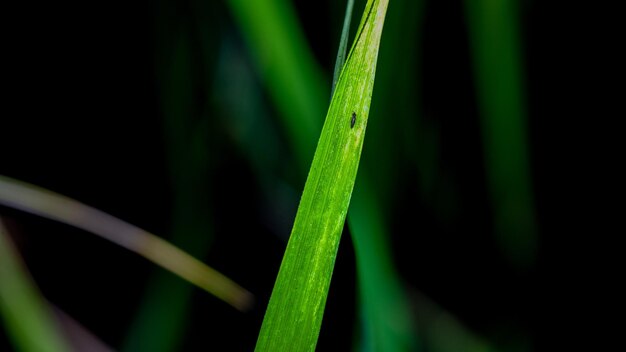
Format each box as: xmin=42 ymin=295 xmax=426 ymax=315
xmin=254 ymin=0 xmax=390 ymax=350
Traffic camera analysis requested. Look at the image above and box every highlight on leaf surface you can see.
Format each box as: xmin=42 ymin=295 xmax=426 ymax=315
xmin=254 ymin=0 xmax=390 ymax=350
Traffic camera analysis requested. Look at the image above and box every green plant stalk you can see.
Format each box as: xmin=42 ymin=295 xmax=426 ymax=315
xmin=255 ymin=0 xmax=390 ymax=350
xmin=228 ymin=0 xmax=327 ymax=169
xmin=348 ymin=181 xmax=417 ymax=351
xmin=464 ymin=0 xmax=537 ymax=269
xmin=0 ymin=219 xmax=70 ymax=352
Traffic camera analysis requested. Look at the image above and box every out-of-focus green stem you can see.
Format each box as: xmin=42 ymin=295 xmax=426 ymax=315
xmin=0 ymin=219 xmax=71 ymax=352
xmin=465 ymin=0 xmax=537 ymax=269
xmin=228 ymin=0 xmax=327 ymax=169
xmin=349 ymin=182 xmax=417 ymax=351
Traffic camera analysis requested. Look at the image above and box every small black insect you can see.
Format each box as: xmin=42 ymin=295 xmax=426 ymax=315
xmin=351 ymin=112 xmax=356 ymax=128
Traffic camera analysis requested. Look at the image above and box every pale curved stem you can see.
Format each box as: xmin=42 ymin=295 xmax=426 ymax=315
xmin=0 ymin=175 xmax=253 ymax=311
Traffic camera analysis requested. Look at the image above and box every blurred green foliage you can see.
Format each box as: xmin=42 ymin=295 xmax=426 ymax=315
xmin=465 ymin=0 xmax=536 ymax=269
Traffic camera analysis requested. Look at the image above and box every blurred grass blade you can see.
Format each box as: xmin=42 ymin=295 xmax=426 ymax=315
xmin=228 ymin=0 xmax=327 ymax=169
xmin=331 ymin=0 xmax=355 ymax=96
xmin=0 ymin=175 xmax=253 ymax=311
xmin=124 ymin=0 xmax=218 ymax=349
xmin=0 ymin=218 xmax=71 ymax=352
xmin=464 ymin=0 xmax=537 ymax=269
xmin=255 ymin=0 xmax=390 ymax=350
xmin=348 ymin=182 xmax=417 ymax=351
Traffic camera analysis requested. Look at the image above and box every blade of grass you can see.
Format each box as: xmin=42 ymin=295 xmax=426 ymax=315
xmin=221 ymin=6 xmax=419 ymax=347
xmin=344 ymin=0 xmax=423 ymax=350
xmin=123 ymin=0 xmax=219 ymax=348
xmin=331 ymin=0 xmax=355 ymax=96
xmin=0 ymin=218 xmax=71 ymax=352
xmin=227 ymin=0 xmax=420 ymax=350
xmin=228 ymin=0 xmax=328 ymax=169
xmin=254 ymin=1 xmax=390 ymax=350
xmin=0 ymin=175 xmax=253 ymax=311
xmin=464 ymin=0 xmax=537 ymax=269
xmin=348 ymin=182 xmax=417 ymax=351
